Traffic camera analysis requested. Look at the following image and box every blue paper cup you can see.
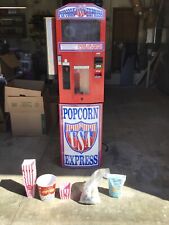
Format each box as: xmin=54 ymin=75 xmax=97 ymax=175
xmin=108 ymin=174 xmax=126 ymax=198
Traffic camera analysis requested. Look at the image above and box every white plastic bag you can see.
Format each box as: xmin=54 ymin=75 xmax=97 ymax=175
xmin=79 ymin=168 xmax=110 ymax=205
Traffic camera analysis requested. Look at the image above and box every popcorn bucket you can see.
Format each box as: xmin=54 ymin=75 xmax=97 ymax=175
xmin=22 ymin=159 xmax=37 ymax=198
xmin=59 ymin=182 xmax=72 ymax=200
xmin=36 ymin=174 xmax=56 ymax=201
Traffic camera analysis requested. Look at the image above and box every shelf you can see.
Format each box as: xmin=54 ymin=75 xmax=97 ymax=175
xmin=0 ymin=14 xmax=26 ymax=38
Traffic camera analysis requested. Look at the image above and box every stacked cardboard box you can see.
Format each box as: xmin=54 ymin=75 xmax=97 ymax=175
xmin=5 ymin=79 xmax=48 ymax=136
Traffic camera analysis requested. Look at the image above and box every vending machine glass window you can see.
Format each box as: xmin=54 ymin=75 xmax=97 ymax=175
xmin=62 ymin=20 xmax=100 ymax=42
xmin=74 ymin=66 xmax=89 ymax=94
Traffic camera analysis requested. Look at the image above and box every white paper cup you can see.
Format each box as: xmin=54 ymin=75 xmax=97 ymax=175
xmin=36 ymin=174 xmax=56 ymax=201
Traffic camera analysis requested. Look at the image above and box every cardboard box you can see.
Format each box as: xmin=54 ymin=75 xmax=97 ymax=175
xmin=5 ymin=79 xmax=47 ymax=136
xmin=0 ymin=53 xmax=20 ymax=80
xmin=0 ymin=53 xmax=20 ymax=68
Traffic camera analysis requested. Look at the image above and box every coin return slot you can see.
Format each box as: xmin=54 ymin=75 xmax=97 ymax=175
xmin=95 ymin=72 xmax=102 ymax=78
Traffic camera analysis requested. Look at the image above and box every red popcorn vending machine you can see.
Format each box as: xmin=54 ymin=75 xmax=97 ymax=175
xmin=46 ymin=3 xmax=106 ymax=168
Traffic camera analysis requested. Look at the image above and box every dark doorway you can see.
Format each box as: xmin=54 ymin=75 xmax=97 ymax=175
xmin=111 ymin=8 xmax=139 ymax=72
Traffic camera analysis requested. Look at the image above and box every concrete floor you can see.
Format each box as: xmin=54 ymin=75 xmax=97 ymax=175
xmin=0 ymin=87 xmax=169 ymax=225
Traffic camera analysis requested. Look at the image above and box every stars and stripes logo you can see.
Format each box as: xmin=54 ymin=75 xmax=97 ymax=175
xmin=65 ymin=122 xmax=97 ymax=154
xmin=76 ymin=8 xmax=86 ymax=17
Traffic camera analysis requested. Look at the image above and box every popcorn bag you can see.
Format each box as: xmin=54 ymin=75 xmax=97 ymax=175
xmin=22 ymin=159 xmax=37 ymax=198
xmin=59 ymin=182 xmax=72 ymax=200
xmin=108 ymin=174 xmax=126 ymax=198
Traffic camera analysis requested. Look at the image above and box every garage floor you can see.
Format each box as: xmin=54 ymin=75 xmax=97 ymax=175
xmin=0 ymin=87 xmax=169 ymax=225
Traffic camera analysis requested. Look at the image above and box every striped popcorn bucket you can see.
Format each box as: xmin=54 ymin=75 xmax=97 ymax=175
xmin=22 ymin=159 xmax=37 ymax=198
xmin=59 ymin=182 xmax=72 ymax=200
xmin=36 ymin=174 xmax=56 ymax=201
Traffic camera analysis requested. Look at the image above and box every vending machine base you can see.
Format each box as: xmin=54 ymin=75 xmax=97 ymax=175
xmin=59 ymin=103 xmax=103 ymax=168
